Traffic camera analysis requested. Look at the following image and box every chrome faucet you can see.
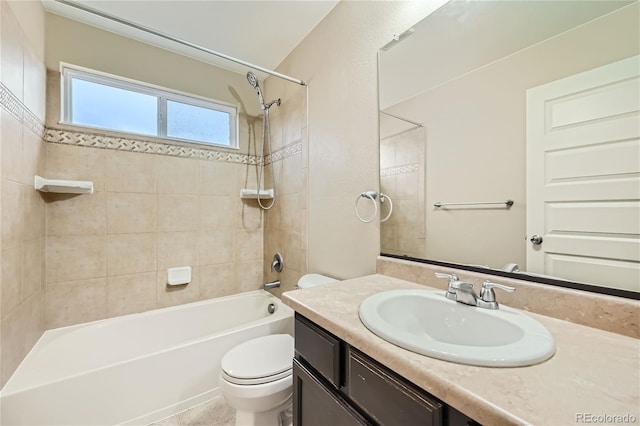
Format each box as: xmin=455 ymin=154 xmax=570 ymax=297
xmin=435 ymin=273 xmax=515 ymax=310
xmin=264 ymin=280 xmax=281 ymax=290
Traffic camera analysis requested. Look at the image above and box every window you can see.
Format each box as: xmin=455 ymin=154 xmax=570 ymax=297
xmin=61 ymin=64 xmax=238 ymax=148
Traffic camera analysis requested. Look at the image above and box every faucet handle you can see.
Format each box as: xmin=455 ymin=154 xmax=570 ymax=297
xmin=480 ymin=281 xmax=515 ymax=302
xmin=435 ymin=272 xmax=459 ymax=282
xmin=457 ymin=282 xmax=475 ymax=291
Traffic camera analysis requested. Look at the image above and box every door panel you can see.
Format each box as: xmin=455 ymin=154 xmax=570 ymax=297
xmin=526 ymin=55 xmax=640 ymax=292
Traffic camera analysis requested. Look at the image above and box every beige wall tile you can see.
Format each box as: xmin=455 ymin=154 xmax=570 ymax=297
xmin=46 ymin=143 xmax=106 ymax=191
xmin=199 ymin=230 xmax=234 ymax=266
xmin=107 ymin=192 xmax=157 ymax=234
xmin=234 ymin=228 xmax=262 ymax=262
xmin=23 ymin=43 xmax=46 ymax=122
xmin=1 ymin=246 xmax=22 ymax=316
xmin=239 ymin=201 xmax=263 ymax=230
xmin=157 ymin=194 xmax=199 ymax=232
xmin=21 ymin=128 xmax=45 ymax=186
xmin=200 ymin=195 xmax=238 ymax=231
xmin=1 ymin=178 xmax=23 ymax=248
xmin=282 ymin=91 xmax=304 ymax=145
xmin=233 ymin=260 xmax=263 ymax=293
xmin=157 ymin=155 xmax=199 ymax=194
xmin=199 ymin=263 xmax=234 ymax=299
xmin=266 ymin=196 xmax=282 ymax=231
xmin=282 ymin=154 xmax=303 ymax=195
xmin=157 ymin=231 xmax=198 ymax=270
xmin=107 ymin=272 xmax=157 ymax=317
xmin=199 ymin=160 xmax=238 ymax=196
xmin=21 ymin=291 xmax=45 ymax=360
xmin=1 ymin=302 xmax=26 ymax=385
xmin=46 ymin=191 xmax=105 ymax=236
xmin=106 ymin=150 xmax=156 ymax=193
xmin=47 ymin=234 xmax=106 ymax=283
xmin=283 ymin=231 xmax=304 ymax=273
xmin=280 ymin=193 xmax=301 ymax=231
xmin=1 ymin=109 xmax=23 ymax=182
xmin=46 ymin=278 xmax=108 ymax=329
xmin=107 ymin=233 xmax=157 ymax=276
xmin=21 ymin=184 xmax=45 ymax=242
xmin=157 ymin=266 xmax=200 ymax=308
xmin=22 ymin=238 xmax=44 ymax=301
xmin=1 ymin=1 xmax=24 ymax=100
xmin=395 ymin=171 xmax=418 ymax=200
xmin=267 ymin=107 xmax=284 ymax=151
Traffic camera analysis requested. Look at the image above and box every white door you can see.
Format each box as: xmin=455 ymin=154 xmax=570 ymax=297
xmin=526 ymin=55 xmax=640 ymax=292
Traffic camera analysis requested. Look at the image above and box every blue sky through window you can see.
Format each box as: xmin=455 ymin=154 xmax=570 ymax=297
xmin=71 ymin=78 xmax=158 ymax=136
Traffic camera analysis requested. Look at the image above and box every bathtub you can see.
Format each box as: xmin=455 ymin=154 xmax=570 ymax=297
xmin=0 ymin=290 xmax=294 ymax=426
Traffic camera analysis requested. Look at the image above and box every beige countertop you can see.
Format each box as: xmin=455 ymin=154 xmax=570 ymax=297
xmin=282 ymin=274 xmax=640 ymax=426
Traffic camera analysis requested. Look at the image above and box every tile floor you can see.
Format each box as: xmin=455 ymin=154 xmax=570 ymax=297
xmin=149 ymin=398 xmax=235 ymax=426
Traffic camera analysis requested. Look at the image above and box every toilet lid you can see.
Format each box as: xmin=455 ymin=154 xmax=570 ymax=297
xmin=221 ymin=334 xmax=293 ymax=384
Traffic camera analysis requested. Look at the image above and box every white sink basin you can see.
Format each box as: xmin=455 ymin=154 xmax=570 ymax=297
xmin=359 ymin=289 xmax=555 ymax=367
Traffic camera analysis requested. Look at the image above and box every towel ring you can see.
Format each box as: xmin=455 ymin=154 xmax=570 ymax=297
xmin=355 ymin=191 xmax=378 ymax=223
xmin=380 ymin=193 xmax=393 ymax=223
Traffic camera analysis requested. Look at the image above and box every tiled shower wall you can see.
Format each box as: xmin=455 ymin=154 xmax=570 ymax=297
xmin=262 ymin=79 xmax=308 ymax=296
xmin=42 ymin=137 xmax=265 ymax=329
xmin=380 ymin=126 xmax=426 ymax=257
xmin=0 ymin=0 xmax=47 ymax=387
xmin=41 ymin=73 xmax=307 ymax=328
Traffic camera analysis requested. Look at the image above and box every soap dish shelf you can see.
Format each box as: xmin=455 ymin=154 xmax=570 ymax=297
xmin=240 ymin=188 xmax=274 ymax=199
xmin=34 ymin=175 xmax=94 ymax=194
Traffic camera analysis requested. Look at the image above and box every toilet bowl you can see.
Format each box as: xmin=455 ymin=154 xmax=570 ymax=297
xmin=219 ymin=334 xmax=294 ymax=426
xmin=219 ymin=274 xmax=337 ymax=426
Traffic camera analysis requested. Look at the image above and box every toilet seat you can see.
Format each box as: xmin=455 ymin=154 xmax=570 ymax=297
xmin=221 ymin=334 xmax=293 ymax=386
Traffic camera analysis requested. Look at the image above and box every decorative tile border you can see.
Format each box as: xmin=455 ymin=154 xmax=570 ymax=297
xmin=46 ymin=128 xmax=302 ymax=165
xmin=265 ymin=139 xmax=303 ymax=164
xmin=381 ymin=163 xmax=419 ymax=177
xmin=0 ymin=82 xmax=45 ymax=138
xmin=2 ymin=82 xmax=302 ymax=165
xmin=46 ymin=128 xmax=263 ymax=165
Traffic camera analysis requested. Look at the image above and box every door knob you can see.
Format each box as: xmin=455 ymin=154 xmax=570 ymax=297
xmin=530 ymin=234 xmax=543 ymax=245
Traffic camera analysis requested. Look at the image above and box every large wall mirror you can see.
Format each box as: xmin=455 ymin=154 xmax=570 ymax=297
xmin=378 ymin=0 xmax=639 ymax=298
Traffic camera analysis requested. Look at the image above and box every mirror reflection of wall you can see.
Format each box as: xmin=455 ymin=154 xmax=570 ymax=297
xmin=379 ymin=1 xmax=640 ymax=293
xmin=380 ymin=123 xmax=425 ymax=257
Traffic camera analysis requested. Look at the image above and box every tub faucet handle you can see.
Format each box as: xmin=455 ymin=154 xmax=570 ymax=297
xmin=271 ymin=253 xmax=284 ymax=273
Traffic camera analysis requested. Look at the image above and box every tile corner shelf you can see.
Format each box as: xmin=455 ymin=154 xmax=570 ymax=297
xmin=240 ymin=188 xmax=274 ymax=199
xmin=34 ymin=175 xmax=94 ymax=194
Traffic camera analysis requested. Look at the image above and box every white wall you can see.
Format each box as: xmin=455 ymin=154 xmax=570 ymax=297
xmin=274 ymin=0 xmax=446 ymax=279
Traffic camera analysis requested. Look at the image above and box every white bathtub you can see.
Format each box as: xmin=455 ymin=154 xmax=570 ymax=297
xmin=0 ymin=290 xmax=294 ymax=426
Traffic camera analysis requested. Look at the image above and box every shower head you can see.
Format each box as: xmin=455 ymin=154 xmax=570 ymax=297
xmin=246 ymin=71 xmax=259 ymax=89
xmin=246 ymin=71 xmax=265 ymax=108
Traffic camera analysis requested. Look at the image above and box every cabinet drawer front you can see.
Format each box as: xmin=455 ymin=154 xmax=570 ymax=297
xmin=293 ymin=359 xmax=370 ymax=426
xmin=294 ymin=314 xmax=341 ymax=387
xmin=347 ymin=348 xmax=443 ymax=426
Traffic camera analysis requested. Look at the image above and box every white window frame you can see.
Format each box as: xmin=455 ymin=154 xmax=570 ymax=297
xmin=60 ymin=63 xmax=239 ymax=149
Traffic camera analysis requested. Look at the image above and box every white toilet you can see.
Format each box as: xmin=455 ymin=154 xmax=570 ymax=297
xmin=219 ymin=274 xmax=338 ymax=426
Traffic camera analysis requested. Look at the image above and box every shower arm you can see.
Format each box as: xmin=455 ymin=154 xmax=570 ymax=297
xmin=53 ymin=0 xmax=307 ymax=87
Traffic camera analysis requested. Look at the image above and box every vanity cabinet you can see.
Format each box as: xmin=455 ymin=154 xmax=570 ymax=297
xmin=293 ymin=314 xmax=481 ymax=426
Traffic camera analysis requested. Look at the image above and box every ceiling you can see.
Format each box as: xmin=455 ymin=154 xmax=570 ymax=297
xmin=379 ymin=0 xmax=636 ymax=110
xmin=42 ymin=0 xmax=340 ymax=79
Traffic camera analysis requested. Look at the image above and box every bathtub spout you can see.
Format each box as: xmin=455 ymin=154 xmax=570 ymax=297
xmin=264 ymin=280 xmax=281 ymax=290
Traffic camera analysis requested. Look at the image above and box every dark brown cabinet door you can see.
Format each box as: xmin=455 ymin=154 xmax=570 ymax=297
xmin=346 ymin=348 xmax=443 ymax=426
xmin=294 ymin=314 xmax=342 ymax=387
xmin=293 ymin=359 xmax=370 ymax=426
